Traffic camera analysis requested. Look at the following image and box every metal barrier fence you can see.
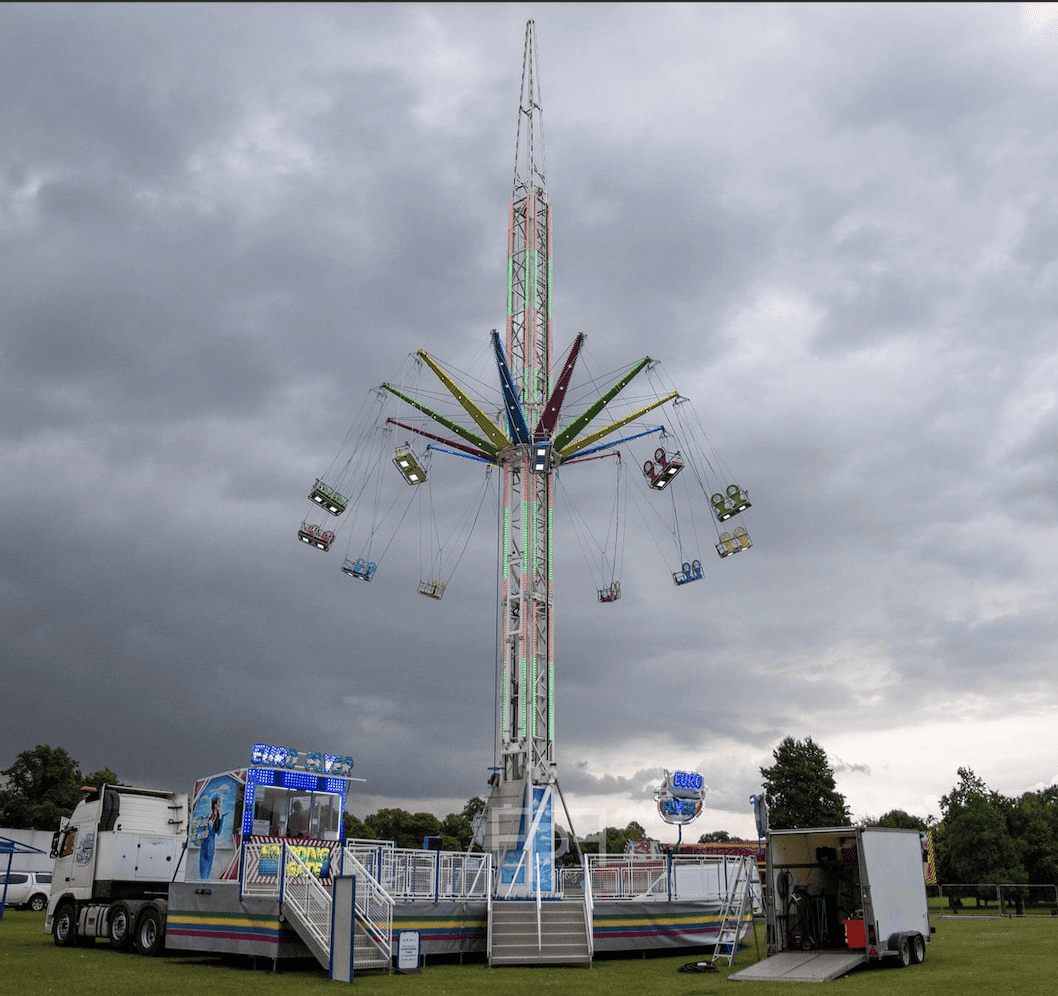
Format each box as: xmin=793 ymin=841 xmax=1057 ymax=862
xmin=583 ymin=853 xmax=761 ymax=904
xmin=344 ymin=843 xmax=491 ymax=901
xmin=928 ymin=883 xmax=1058 ymax=915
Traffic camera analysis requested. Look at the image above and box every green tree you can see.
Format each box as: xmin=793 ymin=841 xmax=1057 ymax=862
xmin=342 ymin=812 xmax=377 ymax=841
xmin=1007 ymin=788 xmax=1058 ymax=887
xmin=84 ymin=768 xmax=120 ymax=791
xmin=698 ymin=830 xmax=734 ymax=843
xmin=759 ymin=736 xmax=850 ymax=830
xmin=937 ymin=768 xmax=1025 ymax=899
xmin=858 ymin=809 xmax=929 ymax=830
xmin=365 ymin=808 xmax=444 ymax=849
xmin=0 ymin=745 xmax=111 ymax=830
xmin=578 ymin=821 xmax=647 ymax=855
xmin=440 ymin=796 xmax=486 ymax=851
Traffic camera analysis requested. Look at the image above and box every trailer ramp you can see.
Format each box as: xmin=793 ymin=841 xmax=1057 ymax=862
xmin=729 ymin=951 xmax=865 ymax=983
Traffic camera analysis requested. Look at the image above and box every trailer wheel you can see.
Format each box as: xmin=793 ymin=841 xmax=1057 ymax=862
xmin=109 ymin=903 xmax=134 ymax=952
xmin=135 ymin=907 xmax=164 ymax=957
xmin=897 ymin=936 xmax=911 ymax=968
xmin=53 ymin=904 xmax=77 ymax=947
xmin=909 ymin=933 xmax=926 ymax=965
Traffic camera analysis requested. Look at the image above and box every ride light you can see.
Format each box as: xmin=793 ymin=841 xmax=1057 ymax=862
xmin=393 ymin=446 xmax=427 ymax=484
xmin=534 ymin=442 xmax=551 ymax=473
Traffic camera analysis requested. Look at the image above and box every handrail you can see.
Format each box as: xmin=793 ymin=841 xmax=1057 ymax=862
xmin=282 ymin=845 xmax=333 ymax=956
xmin=342 ymin=849 xmax=395 ymax=958
xmin=582 ymin=854 xmax=595 ymax=959
xmin=535 ymin=853 xmax=542 ymax=950
xmin=486 ymin=878 xmax=493 ymax=961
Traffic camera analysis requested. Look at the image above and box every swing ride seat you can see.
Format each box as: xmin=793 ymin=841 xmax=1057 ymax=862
xmin=393 ymin=445 xmax=427 ymax=485
xmin=716 ymin=527 xmax=752 ymax=558
xmin=308 ymin=479 xmax=347 ymax=515
xmin=597 ymin=580 xmax=621 ymax=603
xmin=712 ymin=484 xmax=751 ymax=521
xmin=672 ymin=560 xmax=703 ymax=585
xmin=419 ymin=579 xmax=447 ymax=599
xmin=298 ymin=524 xmax=335 ymax=551
xmin=643 ymin=447 xmax=684 ymax=490
xmin=341 ymin=557 xmax=377 ymax=580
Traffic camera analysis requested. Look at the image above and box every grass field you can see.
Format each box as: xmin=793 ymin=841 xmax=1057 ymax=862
xmin=1 ymin=909 xmax=1056 ymax=996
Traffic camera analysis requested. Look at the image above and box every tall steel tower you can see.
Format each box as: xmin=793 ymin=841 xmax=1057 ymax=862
xmin=490 ymin=18 xmax=558 ymax=895
xmin=359 ymin=20 xmax=684 ymax=896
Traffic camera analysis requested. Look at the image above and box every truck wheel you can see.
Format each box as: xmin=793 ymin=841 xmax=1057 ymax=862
xmin=109 ymin=903 xmax=134 ymax=951
xmin=28 ymin=893 xmax=48 ymax=913
xmin=897 ymin=936 xmax=911 ymax=968
xmin=135 ymin=907 xmax=164 ymax=957
xmin=53 ymin=904 xmax=77 ymax=947
xmin=909 ymin=934 xmax=926 ymax=964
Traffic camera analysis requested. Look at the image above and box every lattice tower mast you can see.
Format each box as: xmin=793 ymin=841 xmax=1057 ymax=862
xmin=501 ymin=19 xmax=554 ymax=788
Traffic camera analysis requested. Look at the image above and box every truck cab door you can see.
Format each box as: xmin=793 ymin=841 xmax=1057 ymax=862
xmin=56 ymin=825 xmax=98 ymax=897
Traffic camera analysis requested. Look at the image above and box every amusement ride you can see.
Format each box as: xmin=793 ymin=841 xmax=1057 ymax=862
xmin=297 ymin=21 xmax=754 ymax=898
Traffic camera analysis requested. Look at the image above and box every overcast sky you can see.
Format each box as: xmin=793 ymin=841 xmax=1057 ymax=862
xmin=4 ymin=2 xmax=1058 ymax=843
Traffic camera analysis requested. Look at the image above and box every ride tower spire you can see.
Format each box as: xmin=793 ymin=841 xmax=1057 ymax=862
xmin=502 ymin=17 xmax=553 ymax=788
xmin=487 ymin=18 xmax=562 ymax=894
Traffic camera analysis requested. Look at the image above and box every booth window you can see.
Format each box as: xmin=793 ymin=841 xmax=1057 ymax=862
xmin=251 ymin=785 xmax=342 ymax=839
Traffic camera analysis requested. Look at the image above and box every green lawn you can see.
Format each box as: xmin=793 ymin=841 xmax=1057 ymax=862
xmin=1 ymin=910 xmax=1056 ymax=995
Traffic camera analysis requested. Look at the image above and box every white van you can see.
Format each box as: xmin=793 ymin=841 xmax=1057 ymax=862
xmin=1 ymin=871 xmax=52 ymax=911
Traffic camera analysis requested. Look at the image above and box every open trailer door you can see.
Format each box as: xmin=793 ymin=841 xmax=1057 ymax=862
xmin=729 ymin=950 xmax=866 ymax=982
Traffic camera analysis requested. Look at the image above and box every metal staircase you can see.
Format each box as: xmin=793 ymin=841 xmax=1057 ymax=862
xmin=488 ymin=897 xmax=592 ymax=966
xmin=281 ymin=846 xmax=392 ymax=974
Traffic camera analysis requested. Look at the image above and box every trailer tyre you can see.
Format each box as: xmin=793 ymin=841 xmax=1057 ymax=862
xmin=53 ymin=904 xmax=77 ymax=947
xmin=909 ymin=933 xmax=926 ymax=965
xmin=897 ymin=936 xmax=911 ymax=968
xmin=135 ymin=907 xmax=164 ymax=957
xmin=109 ymin=903 xmax=134 ymax=952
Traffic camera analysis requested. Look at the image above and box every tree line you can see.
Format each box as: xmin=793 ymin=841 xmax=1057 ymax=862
xmin=6 ymin=741 xmax=1057 ymax=889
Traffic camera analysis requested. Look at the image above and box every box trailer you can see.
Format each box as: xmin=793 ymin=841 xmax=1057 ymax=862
xmin=731 ymin=826 xmax=933 ymax=983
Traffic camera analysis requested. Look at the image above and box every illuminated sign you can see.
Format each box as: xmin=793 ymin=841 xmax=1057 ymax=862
xmin=251 ymin=743 xmax=354 ymax=776
xmin=655 ymin=769 xmax=707 ymax=826
xmin=670 ymin=770 xmax=704 ymax=793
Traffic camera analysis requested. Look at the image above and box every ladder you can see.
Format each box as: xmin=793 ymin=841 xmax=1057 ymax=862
xmin=709 ymin=854 xmax=755 ymax=966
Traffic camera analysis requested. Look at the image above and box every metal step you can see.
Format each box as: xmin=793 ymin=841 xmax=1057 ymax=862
xmin=488 ymin=900 xmax=592 ymax=967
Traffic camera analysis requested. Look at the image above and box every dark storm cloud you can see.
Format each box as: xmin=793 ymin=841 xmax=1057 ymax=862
xmin=4 ymin=4 xmax=1058 ymax=839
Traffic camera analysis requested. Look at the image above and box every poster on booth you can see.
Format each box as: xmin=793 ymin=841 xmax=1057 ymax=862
xmin=188 ymin=771 xmax=244 ymax=881
xmin=254 ymin=841 xmax=340 ymax=883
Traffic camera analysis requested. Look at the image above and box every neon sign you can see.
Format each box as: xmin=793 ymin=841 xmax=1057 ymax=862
xmin=251 ymin=743 xmax=354 ymax=775
xmin=655 ymin=769 xmax=707 ymax=826
xmin=671 ymin=771 xmax=703 ymax=792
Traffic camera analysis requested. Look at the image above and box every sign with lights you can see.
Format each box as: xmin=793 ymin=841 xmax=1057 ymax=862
xmin=251 ymin=743 xmax=354 ymax=776
xmin=655 ymin=769 xmax=707 ymax=825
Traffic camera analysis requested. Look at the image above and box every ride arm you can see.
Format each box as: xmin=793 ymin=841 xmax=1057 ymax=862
xmin=386 ymin=419 xmax=496 ymax=462
xmin=557 ymin=392 xmax=678 ymax=458
xmin=417 ymin=350 xmax=512 ymax=451
xmin=380 ymin=382 xmax=499 ymax=456
xmin=552 ymin=356 xmax=652 ymax=451
xmin=492 ymin=330 xmax=531 ymax=444
xmin=535 ymin=332 xmax=584 ymax=439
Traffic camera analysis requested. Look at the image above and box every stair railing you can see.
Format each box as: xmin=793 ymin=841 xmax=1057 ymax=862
xmin=281 ymin=844 xmax=333 ymax=961
xmin=582 ymin=853 xmax=595 ymax=960
xmin=535 ymin=853 xmax=543 ymax=950
xmin=342 ymin=849 xmax=395 ymax=962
